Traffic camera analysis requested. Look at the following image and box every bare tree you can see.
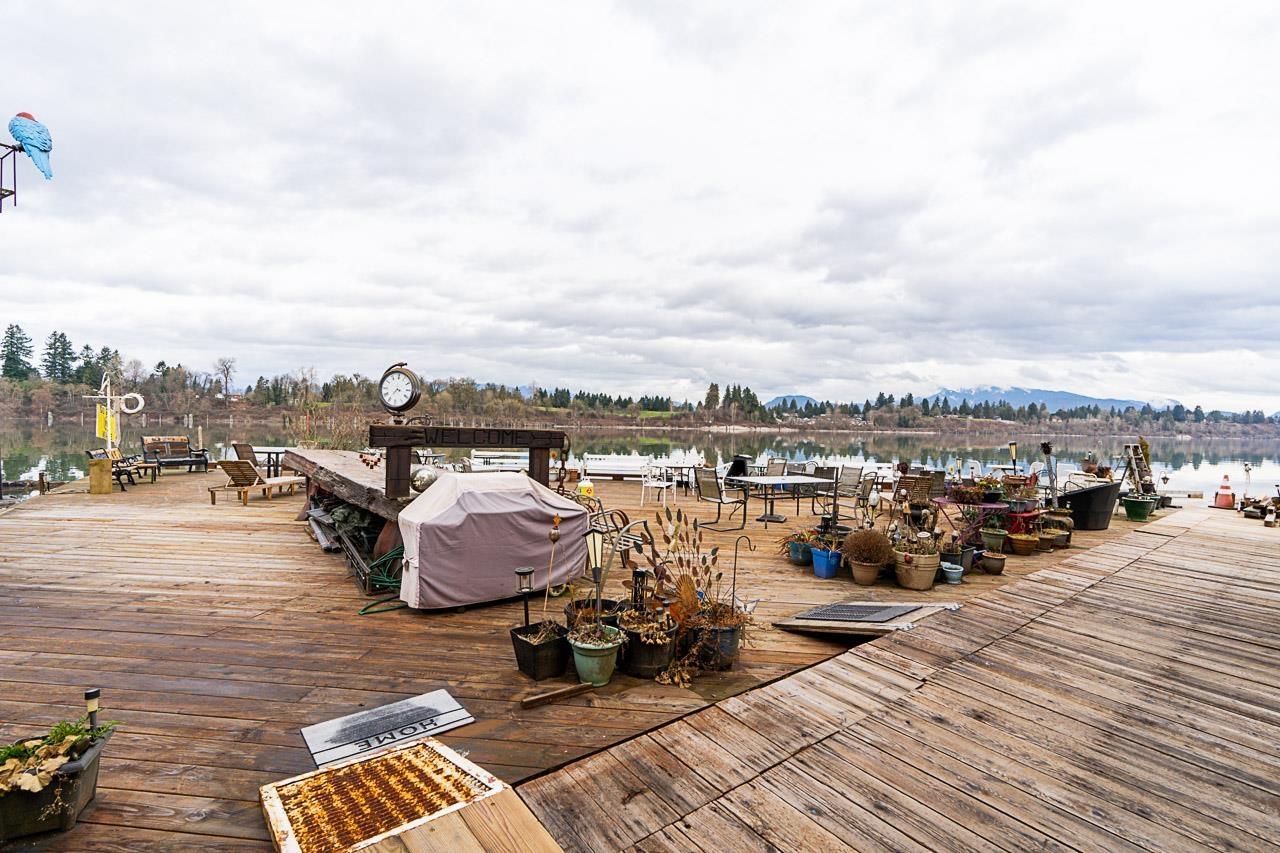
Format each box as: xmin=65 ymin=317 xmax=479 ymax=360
xmin=214 ymin=357 xmax=237 ymax=403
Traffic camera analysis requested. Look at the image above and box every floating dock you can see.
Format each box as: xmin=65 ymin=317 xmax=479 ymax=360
xmin=0 ymin=468 xmax=1261 ymax=849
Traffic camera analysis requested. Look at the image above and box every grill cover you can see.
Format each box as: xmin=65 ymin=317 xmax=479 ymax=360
xmin=397 ymin=471 xmax=588 ymax=609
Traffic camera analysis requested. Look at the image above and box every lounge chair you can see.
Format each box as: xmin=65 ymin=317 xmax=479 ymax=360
xmin=209 ymin=459 xmax=306 ymax=506
xmin=695 ymin=467 xmax=746 ymax=531
xmin=142 ymin=435 xmax=209 ymax=473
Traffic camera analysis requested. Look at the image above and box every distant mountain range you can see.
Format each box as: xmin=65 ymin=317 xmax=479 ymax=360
xmin=930 ymin=386 xmax=1180 ymax=411
xmin=765 ymin=395 xmax=819 ymax=409
xmin=765 ymin=387 xmax=1182 ymax=412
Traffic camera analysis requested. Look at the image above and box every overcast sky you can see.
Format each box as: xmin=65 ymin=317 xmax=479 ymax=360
xmin=2 ymin=2 xmax=1277 ymax=410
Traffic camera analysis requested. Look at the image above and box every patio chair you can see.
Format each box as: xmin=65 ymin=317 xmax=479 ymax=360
xmin=639 ymin=465 xmax=675 ymax=507
xmin=855 ymin=471 xmax=881 ymax=524
xmin=209 ymin=459 xmax=306 ymax=506
xmin=808 ymin=465 xmax=840 ymax=515
xmin=587 ymin=508 xmax=645 ymax=568
xmin=926 ymin=469 xmax=946 ymax=498
xmin=888 ymin=475 xmax=936 ymax=527
xmin=695 ymin=466 xmax=746 ymax=531
xmin=233 ymin=442 xmax=261 ymax=465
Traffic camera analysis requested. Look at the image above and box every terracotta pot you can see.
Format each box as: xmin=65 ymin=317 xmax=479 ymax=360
xmin=849 ymin=560 xmax=881 ymax=586
xmin=894 ymin=550 xmax=938 ymax=591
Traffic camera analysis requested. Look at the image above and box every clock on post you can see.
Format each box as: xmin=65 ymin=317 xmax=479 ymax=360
xmin=378 ymin=363 xmax=421 ymax=420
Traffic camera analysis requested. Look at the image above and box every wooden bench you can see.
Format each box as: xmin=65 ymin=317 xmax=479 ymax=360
xmin=142 ymin=435 xmax=210 ymax=473
xmin=108 ymin=448 xmax=158 ymax=483
xmin=85 ymin=449 xmax=137 ymax=491
xmin=464 ymin=450 xmax=529 ymax=472
xmin=580 ymin=454 xmax=653 ymax=481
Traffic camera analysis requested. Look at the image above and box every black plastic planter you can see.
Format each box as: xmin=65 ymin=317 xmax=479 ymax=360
xmin=621 ymin=628 xmax=676 ymax=679
xmin=510 ymin=624 xmax=570 ymax=681
xmin=0 ymin=733 xmax=110 ymax=843
xmin=696 ymin=625 xmax=742 ymax=672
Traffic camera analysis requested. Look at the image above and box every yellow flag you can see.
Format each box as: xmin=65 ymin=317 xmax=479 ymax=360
xmin=95 ymin=405 xmax=108 ymax=440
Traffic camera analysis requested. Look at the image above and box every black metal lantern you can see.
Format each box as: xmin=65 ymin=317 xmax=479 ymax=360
xmin=514 ymin=566 xmax=534 ymax=626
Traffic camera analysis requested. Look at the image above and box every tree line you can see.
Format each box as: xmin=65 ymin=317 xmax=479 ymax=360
xmin=0 ymin=323 xmax=1271 ymax=427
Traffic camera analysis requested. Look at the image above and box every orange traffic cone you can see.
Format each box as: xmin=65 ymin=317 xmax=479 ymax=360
xmin=1213 ymin=474 xmax=1235 ymax=509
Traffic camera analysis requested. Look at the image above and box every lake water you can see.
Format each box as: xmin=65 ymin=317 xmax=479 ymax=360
xmin=2 ymin=420 xmax=1275 ymax=500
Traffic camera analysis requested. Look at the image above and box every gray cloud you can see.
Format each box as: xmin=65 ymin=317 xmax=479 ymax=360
xmin=1 ymin=2 xmax=1278 ymax=412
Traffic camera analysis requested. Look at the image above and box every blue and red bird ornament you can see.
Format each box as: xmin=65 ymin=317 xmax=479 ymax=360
xmin=8 ymin=112 xmax=52 ymax=180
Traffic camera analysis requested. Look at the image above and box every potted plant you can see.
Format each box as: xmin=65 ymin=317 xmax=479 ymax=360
xmin=841 ymin=528 xmax=894 ymax=586
xmin=616 ymin=564 xmax=677 ymax=679
xmin=1122 ymin=495 xmax=1157 ymax=521
xmin=776 ymin=529 xmax=816 ymax=566
xmin=568 ymin=622 xmax=625 ymax=686
xmin=1007 ymin=484 xmax=1039 ymax=513
xmin=1 ymin=705 xmax=119 ymax=843
xmin=512 ymin=520 xmax=572 ymax=681
xmin=618 ymin=608 xmax=676 ymax=679
xmin=941 ymin=562 xmax=964 ymax=584
xmin=981 ymin=551 xmax=1007 ymax=574
xmin=1036 ymin=531 xmax=1056 ymax=552
xmin=939 ymin=532 xmax=962 ymax=568
xmin=894 ymin=531 xmax=940 ymax=591
xmin=979 ymin=516 xmax=1007 ymax=552
xmin=1008 ymin=533 xmax=1038 ymax=556
xmin=809 ymin=542 xmax=842 ymax=579
xmin=631 ymin=508 xmax=753 ymax=684
xmin=949 ymin=484 xmax=984 ymax=505
xmin=975 ymin=475 xmax=1004 ymax=504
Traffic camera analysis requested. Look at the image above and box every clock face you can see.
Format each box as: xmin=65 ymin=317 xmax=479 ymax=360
xmin=380 ymin=371 xmax=416 ymax=410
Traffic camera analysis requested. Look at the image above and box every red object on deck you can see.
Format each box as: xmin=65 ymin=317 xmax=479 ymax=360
xmin=1213 ymin=475 xmax=1235 ymax=509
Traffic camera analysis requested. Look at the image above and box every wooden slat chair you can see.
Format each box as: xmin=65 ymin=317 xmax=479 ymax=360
xmin=695 ymin=466 xmax=746 ymax=531
xmin=209 ymin=459 xmax=306 ymax=506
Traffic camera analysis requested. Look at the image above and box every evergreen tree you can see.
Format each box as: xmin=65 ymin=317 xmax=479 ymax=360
xmin=40 ymin=330 xmax=75 ymax=382
xmin=0 ymin=324 xmax=34 ymax=379
xmin=901 ymin=392 xmax=914 ymax=408
xmin=920 ymin=397 xmax=931 ymax=416
xmin=704 ymin=382 xmax=720 ymax=411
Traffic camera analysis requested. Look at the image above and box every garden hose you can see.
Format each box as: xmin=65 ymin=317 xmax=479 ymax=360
xmin=358 ymin=545 xmax=408 ymax=615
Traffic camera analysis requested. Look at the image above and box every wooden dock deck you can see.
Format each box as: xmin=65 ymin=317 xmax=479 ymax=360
xmin=0 ymin=468 xmax=1152 ymax=849
xmin=518 ymin=506 xmax=1280 ymax=851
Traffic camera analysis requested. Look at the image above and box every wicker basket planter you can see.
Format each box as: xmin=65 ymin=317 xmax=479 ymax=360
xmin=1008 ymin=534 xmax=1038 ymax=556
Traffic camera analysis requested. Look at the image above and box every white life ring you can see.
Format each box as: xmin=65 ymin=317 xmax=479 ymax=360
xmin=119 ymin=393 xmax=145 ymax=414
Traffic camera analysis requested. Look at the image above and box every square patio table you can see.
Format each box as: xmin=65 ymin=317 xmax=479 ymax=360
xmin=727 ymin=474 xmax=835 ymax=526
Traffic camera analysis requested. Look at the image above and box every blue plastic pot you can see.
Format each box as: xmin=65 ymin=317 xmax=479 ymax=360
xmin=811 ymin=547 xmax=840 ymax=579
xmin=787 ymin=541 xmax=812 ymax=565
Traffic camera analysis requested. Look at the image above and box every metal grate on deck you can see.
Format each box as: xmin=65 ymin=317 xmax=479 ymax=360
xmin=794 ymin=603 xmax=921 ymax=623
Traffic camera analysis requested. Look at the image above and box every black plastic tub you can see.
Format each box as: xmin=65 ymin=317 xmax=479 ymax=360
xmin=0 ymin=733 xmax=110 ymax=843
xmin=1058 ymin=481 xmax=1123 ymax=530
xmin=511 ymin=624 xmax=570 ymax=681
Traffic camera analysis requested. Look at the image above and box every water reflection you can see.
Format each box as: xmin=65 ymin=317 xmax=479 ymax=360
xmin=3 ymin=421 xmax=1278 ymax=497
